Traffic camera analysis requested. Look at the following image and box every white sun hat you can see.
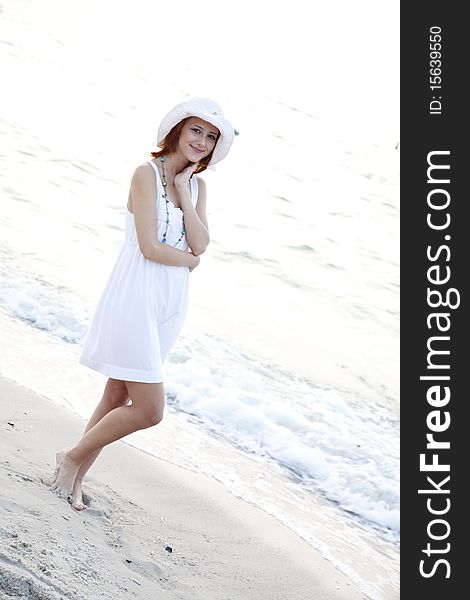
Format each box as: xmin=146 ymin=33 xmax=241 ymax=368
xmin=155 ymin=97 xmax=235 ymax=166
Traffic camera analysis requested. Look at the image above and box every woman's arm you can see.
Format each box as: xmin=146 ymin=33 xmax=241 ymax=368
xmin=130 ymin=164 xmax=200 ymax=270
xmin=175 ymin=169 xmax=210 ymax=256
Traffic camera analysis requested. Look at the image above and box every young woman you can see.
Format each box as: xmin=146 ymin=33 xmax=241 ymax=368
xmin=48 ymin=98 xmax=235 ymax=510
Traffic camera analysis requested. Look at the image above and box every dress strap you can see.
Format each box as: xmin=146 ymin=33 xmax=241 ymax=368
xmin=147 ymin=159 xmax=159 ymax=175
xmin=190 ymin=175 xmax=199 ymax=207
xmin=147 ymin=160 xmax=162 ymax=200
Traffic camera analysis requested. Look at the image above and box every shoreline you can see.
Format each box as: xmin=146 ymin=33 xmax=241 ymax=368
xmin=0 ymin=373 xmax=367 ymax=599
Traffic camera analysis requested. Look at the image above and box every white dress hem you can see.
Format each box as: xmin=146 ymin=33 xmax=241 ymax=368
xmin=79 ymin=349 xmax=164 ymax=383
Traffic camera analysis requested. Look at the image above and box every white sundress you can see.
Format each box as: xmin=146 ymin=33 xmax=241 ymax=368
xmin=79 ymin=159 xmax=198 ymax=383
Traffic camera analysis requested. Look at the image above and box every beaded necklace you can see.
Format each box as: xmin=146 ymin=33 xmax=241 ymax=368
xmin=159 ymin=156 xmax=186 ymax=246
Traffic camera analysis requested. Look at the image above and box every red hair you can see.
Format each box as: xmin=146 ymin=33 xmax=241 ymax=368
xmin=150 ymin=117 xmax=219 ymax=174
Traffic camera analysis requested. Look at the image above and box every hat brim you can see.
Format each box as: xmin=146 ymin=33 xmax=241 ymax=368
xmin=154 ymin=99 xmax=235 ymax=166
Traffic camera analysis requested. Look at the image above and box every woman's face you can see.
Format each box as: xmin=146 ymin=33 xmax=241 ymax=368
xmin=178 ymin=117 xmax=219 ymax=163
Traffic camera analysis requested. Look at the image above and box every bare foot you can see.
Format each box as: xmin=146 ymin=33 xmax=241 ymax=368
xmin=51 ymin=453 xmax=81 ymax=500
xmin=71 ymin=482 xmax=87 ymax=511
xmin=71 ymin=494 xmax=87 ymax=511
xmin=41 ymin=448 xmax=69 ymax=486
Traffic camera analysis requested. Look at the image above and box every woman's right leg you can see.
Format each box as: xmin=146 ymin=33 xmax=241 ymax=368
xmin=48 ymin=378 xmax=129 ymax=485
xmin=69 ymin=378 xmax=131 ymax=509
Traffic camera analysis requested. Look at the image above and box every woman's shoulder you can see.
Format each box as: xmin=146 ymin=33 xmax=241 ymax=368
xmin=135 ymin=159 xmax=155 ymax=172
xmin=132 ymin=161 xmax=155 ymax=180
xmin=129 ymin=161 xmax=158 ymax=198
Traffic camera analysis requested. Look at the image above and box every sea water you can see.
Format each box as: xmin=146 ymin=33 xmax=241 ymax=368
xmin=0 ymin=1 xmax=400 ymax=598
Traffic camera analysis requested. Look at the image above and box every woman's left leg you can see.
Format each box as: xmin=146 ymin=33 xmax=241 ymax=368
xmin=51 ymin=380 xmax=165 ymax=500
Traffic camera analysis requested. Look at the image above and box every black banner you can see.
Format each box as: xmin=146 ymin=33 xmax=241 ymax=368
xmin=401 ymin=3 xmax=466 ymax=597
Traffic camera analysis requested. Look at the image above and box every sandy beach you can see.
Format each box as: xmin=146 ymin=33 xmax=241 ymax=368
xmin=0 ymin=374 xmax=367 ymax=600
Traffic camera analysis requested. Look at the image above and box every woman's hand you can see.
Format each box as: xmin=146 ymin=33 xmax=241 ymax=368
xmin=174 ymin=163 xmax=198 ymax=190
xmin=189 ymin=253 xmax=200 ymax=272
